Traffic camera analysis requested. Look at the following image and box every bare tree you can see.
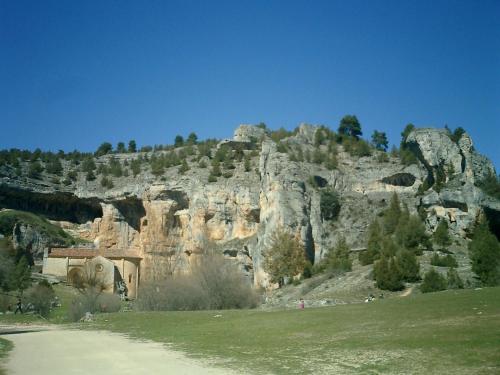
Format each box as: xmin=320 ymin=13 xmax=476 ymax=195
xmin=72 ymin=262 xmax=107 ymax=314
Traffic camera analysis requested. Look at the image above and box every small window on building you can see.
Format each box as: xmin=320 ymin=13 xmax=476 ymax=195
xmin=129 ymin=274 xmax=132 ymax=283
xmin=95 ymin=264 xmax=104 ymax=272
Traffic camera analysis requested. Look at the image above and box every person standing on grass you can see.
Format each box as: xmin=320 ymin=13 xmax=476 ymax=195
xmin=299 ymin=298 xmax=305 ymax=309
xmin=15 ymin=298 xmax=23 ymax=314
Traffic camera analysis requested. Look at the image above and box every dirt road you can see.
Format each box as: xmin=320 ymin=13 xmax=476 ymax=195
xmin=1 ymin=327 xmax=238 ymax=375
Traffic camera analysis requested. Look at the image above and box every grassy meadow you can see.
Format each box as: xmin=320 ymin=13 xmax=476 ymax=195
xmin=0 ymin=338 xmax=13 ymax=375
xmin=86 ymin=287 xmax=500 ymax=374
xmin=1 ymin=285 xmax=499 ymax=373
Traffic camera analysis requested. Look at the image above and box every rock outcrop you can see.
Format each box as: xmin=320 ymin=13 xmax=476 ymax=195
xmin=0 ymin=125 xmax=497 ymax=287
xmin=406 ymin=128 xmax=498 ymax=237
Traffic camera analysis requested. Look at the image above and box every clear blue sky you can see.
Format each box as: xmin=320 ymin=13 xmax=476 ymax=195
xmin=1 ymin=0 xmax=499 ymax=169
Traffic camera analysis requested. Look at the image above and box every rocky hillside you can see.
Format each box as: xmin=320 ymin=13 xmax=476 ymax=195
xmin=0 ymin=123 xmax=498 ymax=288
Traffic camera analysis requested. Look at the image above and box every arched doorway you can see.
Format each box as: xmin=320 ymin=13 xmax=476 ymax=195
xmin=68 ymin=267 xmax=83 ymax=285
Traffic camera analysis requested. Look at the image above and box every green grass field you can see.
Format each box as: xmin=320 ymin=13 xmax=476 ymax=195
xmin=0 ymin=283 xmax=78 ymax=324
xmin=88 ymin=287 xmax=500 ymax=374
xmin=0 ymin=338 xmax=13 ymax=375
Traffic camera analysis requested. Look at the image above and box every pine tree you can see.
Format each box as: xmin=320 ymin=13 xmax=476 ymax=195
xmin=432 ymin=220 xmax=451 ymax=248
xmin=338 ymin=115 xmax=362 ymax=139
xmin=383 ymin=193 xmax=402 ymax=234
xmin=371 ymin=130 xmax=388 ymax=151
xmin=396 ymin=250 xmax=420 ymax=282
xmin=128 ymin=140 xmax=137 ymax=153
xmin=359 ymin=220 xmax=383 ymax=265
xmin=395 ymin=215 xmax=429 ymax=254
xmin=469 ymin=220 xmax=500 ymax=286
xmin=11 ymin=256 xmax=32 ymax=295
xmin=324 ymin=236 xmax=352 ymax=272
xmin=374 ymin=255 xmax=404 ymax=291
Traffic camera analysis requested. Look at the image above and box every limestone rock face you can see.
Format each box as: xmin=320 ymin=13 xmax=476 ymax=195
xmin=233 ymin=124 xmax=267 ymax=142
xmin=406 ymin=128 xmax=498 ymax=237
xmin=458 ymin=133 xmax=496 ymax=183
xmin=12 ymin=222 xmax=62 ymax=261
xmin=1 ymin=124 xmax=498 ymax=288
xmin=255 ymin=140 xmax=316 ymax=286
xmin=405 ymin=128 xmax=463 ymax=176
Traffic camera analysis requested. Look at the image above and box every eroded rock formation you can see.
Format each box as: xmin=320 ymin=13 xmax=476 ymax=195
xmin=1 ymin=124 xmax=497 ymax=287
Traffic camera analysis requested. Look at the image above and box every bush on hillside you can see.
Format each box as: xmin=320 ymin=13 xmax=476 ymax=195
xmin=374 ymin=256 xmax=405 ymax=291
xmin=447 ymin=268 xmax=464 ymax=289
xmin=469 ymin=220 xmax=500 ymax=286
xmin=359 ymin=220 xmax=383 ymax=265
xmin=319 ymin=236 xmax=352 ymax=274
xmin=430 ymin=253 xmax=458 ymax=268
xmin=320 ymin=189 xmax=341 ymax=221
xmin=433 ymin=220 xmax=451 ymax=248
xmin=420 ymin=268 xmax=447 ymax=293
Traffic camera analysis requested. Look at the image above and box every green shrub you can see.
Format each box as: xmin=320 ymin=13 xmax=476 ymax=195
xmin=81 ymin=158 xmax=96 ymax=173
xmin=383 ymin=193 xmax=402 ymax=234
xmin=208 ymin=175 xmax=217 ymax=183
xmin=100 ymin=176 xmax=114 ymax=189
xmin=28 ymin=161 xmax=44 ymax=178
xmin=130 ymin=159 xmax=141 ymax=177
xmin=359 ymin=220 xmax=383 ymax=265
xmin=396 ymin=250 xmax=420 ymax=282
xmin=469 ymin=220 xmax=500 ymax=286
xmin=46 ymin=158 xmax=63 ymax=175
xmin=244 ymin=156 xmax=251 ymax=172
xmin=320 ymin=189 xmax=341 ymax=221
xmin=324 ymin=154 xmax=338 ymax=170
xmin=374 ymin=256 xmax=404 ymax=291
xmin=430 ymin=253 xmax=458 ymax=268
xmin=477 ymin=171 xmax=500 ymax=200
xmin=432 ymin=220 xmax=451 ymax=247
xmin=377 ymin=152 xmax=389 ymax=163
xmin=447 ymin=268 xmax=464 ymax=289
xmin=276 ymin=142 xmax=288 ymax=153
xmin=178 ymin=159 xmax=190 ymax=174
xmin=322 ymin=237 xmax=352 ymax=273
xmin=421 ymin=268 xmax=447 ymax=293
xmin=26 ymin=282 xmax=56 ymax=317
xmin=86 ymin=170 xmax=96 ymax=181
xmin=312 ymin=149 xmax=325 ymax=164
xmin=108 ymin=158 xmax=123 ymax=177
xmin=67 ymin=170 xmax=78 ymax=181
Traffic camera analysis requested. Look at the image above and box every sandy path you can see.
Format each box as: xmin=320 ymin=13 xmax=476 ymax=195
xmin=1 ymin=328 xmax=238 ymax=375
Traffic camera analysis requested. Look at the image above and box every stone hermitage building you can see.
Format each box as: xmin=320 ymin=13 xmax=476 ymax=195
xmin=43 ymin=247 xmax=141 ymax=298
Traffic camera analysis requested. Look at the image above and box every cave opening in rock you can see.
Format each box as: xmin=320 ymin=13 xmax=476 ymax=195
xmin=0 ymin=185 xmax=103 ymax=223
xmin=483 ymin=207 xmax=500 ymax=242
xmin=112 ymin=197 xmax=146 ymax=231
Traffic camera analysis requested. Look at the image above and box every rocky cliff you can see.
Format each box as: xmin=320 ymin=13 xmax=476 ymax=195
xmin=0 ymin=124 xmax=498 ymax=287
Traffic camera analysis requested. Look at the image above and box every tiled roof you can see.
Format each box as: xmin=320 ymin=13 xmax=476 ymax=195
xmin=48 ymin=247 xmax=142 ymax=259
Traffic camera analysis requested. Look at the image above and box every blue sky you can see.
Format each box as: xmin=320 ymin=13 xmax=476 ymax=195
xmin=1 ymin=0 xmax=499 ymax=169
